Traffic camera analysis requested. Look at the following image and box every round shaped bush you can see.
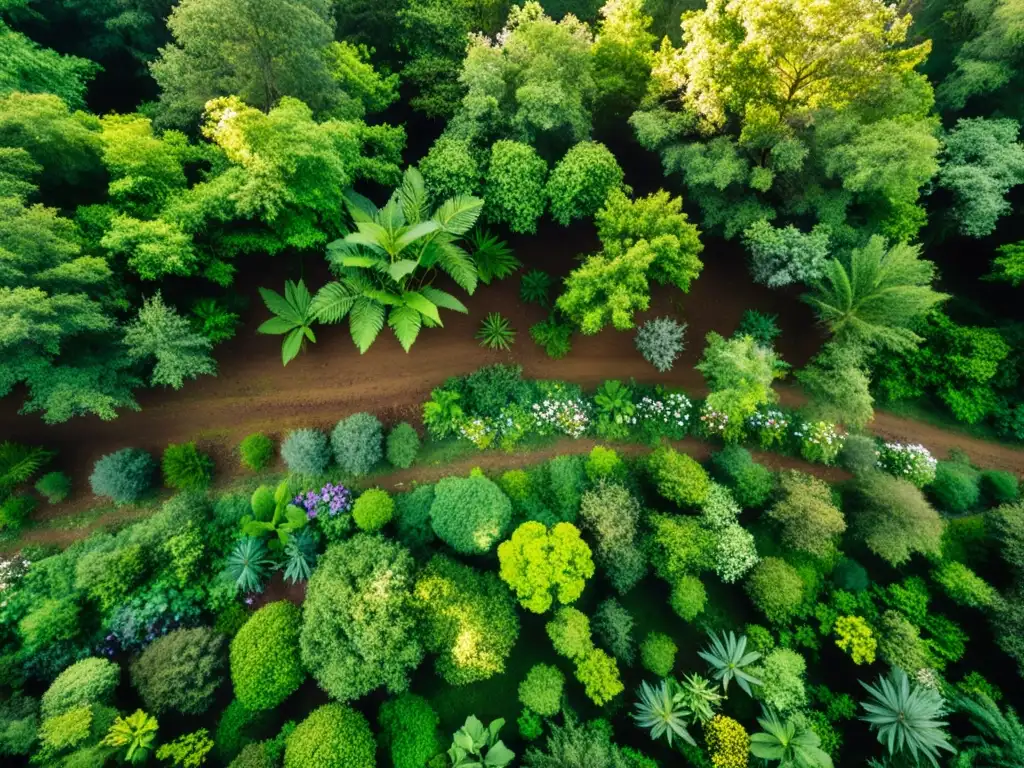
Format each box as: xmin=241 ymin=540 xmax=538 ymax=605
xmin=378 ymin=693 xmax=441 ymax=768
xmin=710 ymin=446 xmax=773 ymax=508
xmin=162 ymin=441 xmax=215 ymax=490
xmin=745 ymin=557 xmax=805 ymax=624
xmin=649 ymin=445 xmax=710 ymax=507
xmin=42 ymin=657 xmax=119 ymax=718
xmin=352 ymin=488 xmax=394 ymax=532
xmin=547 ymin=141 xmax=624 ymax=225
xmin=839 ymin=435 xmax=879 ymax=475
xmin=640 ymin=632 xmax=677 ymax=677
xmin=430 ymin=475 xmax=512 ymax=554
xmin=35 ymin=471 xmax=71 ymax=504
xmin=669 ymin=575 xmax=707 ymax=622
xmin=284 ymin=704 xmax=375 ymax=768
xmin=216 ymin=700 xmax=274 ymax=764
xmin=331 ymin=412 xmax=383 ymax=476
xmin=89 ymin=448 xmax=156 ymax=504
xmin=230 ymin=601 xmax=305 ymax=711
xmin=981 ymin=470 xmax=1019 ymax=506
xmin=239 ymin=433 xmax=274 ymax=472
xmin=386 ymin=422 xmax=420 ymax=469
xmin=280 ymin=429 xmax=331 ymax=475
xmin=518 ymin=663 xmax=565 ymax=716
xmin=229 ymin=743 xmax=274 ymax=768
xmin=833 ymin=557 xmax=869 ymax=592
xmin=131 ymin=627 xmax=226 ymax=715
xmin=930 ymin=460 xmax=981 ymax=513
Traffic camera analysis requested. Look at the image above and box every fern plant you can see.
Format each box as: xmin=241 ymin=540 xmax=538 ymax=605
xmin=477 ymin=313 xmax=516 ymax=350
xmin=257 ymin=279 xmax=317 ymax=365
xmin=225 ymin=536 xmax=275 ymax=593
xmin=283 ymin=528 xmax=318 ymax=584
xmin=190 ymin=297 xmax=240 ymax=343
xmin=530 ymin=315 xmax=573 ymax=359
xmin=698 ymin=630 xmax=762 ymax=696
xmin=955 ymin=693 xmax=1024 ymax=767
xmin=101 ymin=709 xmax=159 ymax=764
xmin=0 ymin=442 xmax=52 ymax=494
xmin=750 ymin=708 xmax=833 ymax=768
xmin=313 ymin=167 xmax=483 ymax=353
xmin=632 ymin=680 xmax=697 ymax=747
xmin=422 ymin=388 xmax=465 ymax=439
xmin=162 ymin=442 xmax=214 ymax=491
xmin=520 ymin=269 xmax=552 ymax=307
xmin=469 ymin=227 xmax=521 ymax=284
xmin=859 ymin=667 xmax=955 ymax=768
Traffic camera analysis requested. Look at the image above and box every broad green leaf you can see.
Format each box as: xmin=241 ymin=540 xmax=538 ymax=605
xmin=258 ymin=286 xmax=299 ymax=324
xmin=388 ymin=259 xmax=420 ymax=282
xmin=284 ymin=279 xmax=312 ymax=313
xmin=343 ymin=189 xmax=378 ymax=222
xmin=388 ymin=303 xmax=423 ymax=352
xmin=257 ymin=316 xmax=295 ymax=335
xmin=312 ymin=282 xmax=357 ymax=323
xmin=282 ymin=327 xmax=304 ymax=366
xmin=436 ymin=244 xmax=479 ymax=294
xmin=421 ymin=287 xmax=469 ymax=313
xmin=349 ymin=298 xmax=386 ymax=354
xmin=399 ymin=166 xmax=429 ymax=223
xmin=338 ymin=254 xmax=381 ymax=269
xmin=402 ymin=291 xmax=442 ymax=324
xmin=395 ymin=220 xmax=441 ymax=252
xmin=365 ymin=289 xmax=402 ymax=305
xmin=483 ymin=742 xmax=514 ymax=767
xmin=303 ymin=326 xmax=316 ymax=343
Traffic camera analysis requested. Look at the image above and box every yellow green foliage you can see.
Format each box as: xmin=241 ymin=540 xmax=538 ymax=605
xmin=498 ymin=521 xmax=594 ymax=613
xmin=834 ymin=615 xmax=877 ymax=665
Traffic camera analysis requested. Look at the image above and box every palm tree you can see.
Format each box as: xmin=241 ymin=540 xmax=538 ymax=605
xmin=312 ymin=167 xmax=483 ymax=352
xmin=859 ymin=667 xmax=955 ymax=768
xmin=698 ymin=630 xmax=762 ymax=696
xmin=802 ymin=236 xmax=948 ymax=353
xmin=257 ymin=279 xmax=317 ymax=365
xmin=955 ymin=693 xmax=1024 ymax=767
xmin=750 ymin=708 xmax=833 ymax=768
xmin=224 ymin=536 xmax=275 ymax=593
xmin=632 ymin=680 xmax=697 ymax=747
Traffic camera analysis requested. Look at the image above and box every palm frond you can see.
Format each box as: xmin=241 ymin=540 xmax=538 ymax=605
xmin=698 ymin=630 xmax=762 ymax=696
xmin=311 ymin=281 xmax=358 ymax=324
xmin=632 ymin=680 xmax=696 ymax=747
xmin=469 ymin=227 xmax=521 ymax=284
xmin=421 ymin=287 xmax=469 ymax=313
xmin=225 ymin=536 xmax=274 ymax=593
xmin=435 ymin=243 xmax=479 ymax=294
xmin=399 ymin=166 xmax=430 ymax=223
xmin=350 ymin=297 xmax=386 ymax=354
xmin=476 ymin=313 xmax=516 ymax=350
xmin=388 ymin=303 xmax=423 ymax=352
xmin=433 ymin=194 xmax=484 ymax=235
xmin=283 ymin=528 xmax=318 ymax=584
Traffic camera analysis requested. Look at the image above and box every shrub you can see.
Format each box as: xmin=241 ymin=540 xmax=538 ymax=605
xmin=575 ymin=648 xmax=624 ymax=705
xmin=239 ymin=434 xmax=274 ymax=472
xmin=932 ymin=561 xmax=999 ymax=608
xmin=280 ymin=429 xmax=331 ymax=475
xmin=215 ymin=701 xmax=272 ymax=764
xmin=593 ymin=598 xmax=635 ymax=664
xmin=378 ymin=694 xmax=441 ymax=768
xmin=42 ymin=658 xmax=119 ymax=719
xmin=35 ymin=471 xmax=71 ymax=503
xmin=700 ymin=482 xmax=741 ymax=529
xmin=546 ymin=455 xmax=586 ymax=522
xmin=394 ymin=485 xmax=436 ymax=551
xmin=980 ymin=470 xmax=1019 ymax=506
xmin=991 ymin=501 xmax=1024 ymax=576
xmin=530 ymin=315 xmax=573 ymax=358
xmin=584 ymin=445 xmax=625 ymax=482
xmin=850 ymin=472 xmax=945 ymax=566
xmin=518 ymin=708 xmax=544 ymax=741
xmin=833 ymin=616 xmax=876 ymax=664
xmin=635 ymin=317 xmax=687 ymax=372
xmin=230 ymin=602 xmax=304 ymax=711
xmin=750 ymin=648 xmax=807 ymax=713
xmin=930 ymin=460 xmax=981 ymax=513
xmin=414 ymin=555 xmax=519 ymax=685
xmin=386 ymin=423 xmax=420 ymax=469
xmin=498 ymin=521 xmax=594 ymax=613
xmin=284 ymin=704 xmax=375 ymax=768
xmin=713 ymin=523 xmax=760 ymax=584
xmin=518 ymin=664 xmax=565 ymax=717
xmin=877 ymin=610 xmax=929 ymax=674
xmin=833 ymin=558 xmax=869 ymax=592
xmin=131 ymin=627 xmax=226 ymax=715
xmin=18 ymin=597 xmax=80 ymax=653
xmin=705 ymin=715 xmax=750 ymax=768
xmin=331 ymin=413 xmax=384 ymax=476
xmin=421 ymin=136 xmax=480 ymax=201
xmin=300 ymin=535 xmax=423 ymax=701
xmin=670 ymin=575 xmax=708 ymax=621
xmin=546 ymin=607 xmax=593 ymax=661
xmin=547 ymin=141 xmax=624 ymax=225
xmin=352 ymin=488 xmax=394 ymax=532
xmin=766 ymin=471 xmax=846 ymax=557
xmin=711 ymin=446 xmax=773 ymax=508
xmin=578 ymin=481 xmax=646 ymax=594
xmin=430 ymin=475 xmax=512 ymax=554
xmin=0 ymin=494 xmax=35 ymax=533
xmin=484 ymin=140 xmax=548 ymax=234
xmin=89 ymin=448 xmax=156 ymax=504
xmin=839 ymin=435 xmax=878 ymax=475
xmin=640 ymin=632 xmax=678 ymax=677
xmin=162 ymin=442 xmax=214 ymax=490
xmin=737 ymin=309 xmax=781 ymax=346
xmin=648 ymin=513 xmax=715 ymax=582
xmin=156 ymin=729 xmax=215 ymax=767
xmin=745 ymin=558 xmax=804 ymax=624
xmin=876 ymin=441 xmax=936 ymax=487
xmin=648 ymin=445 xmax=710 ymax=507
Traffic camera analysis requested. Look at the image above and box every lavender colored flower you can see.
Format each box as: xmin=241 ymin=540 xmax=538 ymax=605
xmin=293 ymin=482 xmax=353 ymax=520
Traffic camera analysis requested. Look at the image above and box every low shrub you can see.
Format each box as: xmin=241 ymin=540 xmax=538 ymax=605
xmin=670 ymin=575 xmax=707 ymax=621
xmin=980 ymin=470 xmax=1019 ymax=506
xmin=230 ymin=602 xmax=305 ymax=711
xmin=430 ymin=475 xmax=512 ymax=555
xmin=394 ymin=485 xmax=436 ymax=551
xmin=745 ymin=557 xmax=805 ymax=624
xmin=42 ymin=658 xmax=119 ymax=718
xmin=930 ymin=459 xmax=981 ymax=513
xmin=352 ymin=488 xmax=394 ymax=532
xmin=585 ymin=445 xmax=625 ymax=482
xmin=331 ymin=413 xmax=384 ymax=476
xmin=214 ymin=700 xmax=272 ymax=764
xmin=386 ymin=423 xmax=420 ymax=469
xmin=710 ymin=446 xmax=773 ymax=508
xmin=640 ymin=631 xmax=677 ymax=677
xmin=89 ymin=448 xmax=156 ymax=504
xmin=932 ymin=561 xmax=999 ymax=609
xmin=648 ymin=445 xmax=710 ymax=507
xmin=838 ymin=435 xmax=878 ymax=475
xmin=518 ymin=664 xmax=565 ymax=717
xmin=378 ymin=693 xmax=441 ymax=768
xmin=280 ymin=429 xmax=331 ymax=475
xmin=162 ymin=442 xmax=214 ymax=491
xmin=876 ymin=442 xmax=937 ymax=487
xmin=284 ymin=704 xmax=375 ymax=768
xmin=635 ymin=317 xmax=687 ymax=373
xmin=593 ymin=598 xmax=635 ymax=664
xmin=0 ymin=494 xmax=36 ymax=533
xmin=131 ymin=627 xmax=226 ymax=716
xmin=546 ymin=607 xmax=593 ymax=661
xmin=35 ymin=471 xmax=71 ymax=503
xmin=239 ymin=434 xmax=274 ymax=472
xmin=546 ymin=454 xmax=586 ymax=522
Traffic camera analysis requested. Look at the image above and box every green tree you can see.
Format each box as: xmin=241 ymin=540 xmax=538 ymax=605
xmin=796 ymin=342 xmax=874 ymax=429
xmin=750 ymin=708 xmax=833 ymax=768
xmin=592 ymin=0 xmax=655 ymax=119
xmin=130 ymin=628 xmax=226 ymax=716
xmin=124 ymin=292 xmax=216 ymax=389
xmin=498 ymin=521 xmax=595 ymax=613
xmin=484 ymin=140 xmax=549 ymax=233
xmin=697 ymin=331 xmax=785 ymax=438
xmin=849 ymin=471 xmax=945 ymax=566
xmin=767 ymin=471 xmax=846 ymax=557
xmin=547 ymin=141 xmax=624 ymax=225
xmin=284 ymin=704 xmax=376 ymax=768
xmin=0 ymin=23 xmax=98 ymax=109
xmin=230 ymin=602 xmax=305 ymax=711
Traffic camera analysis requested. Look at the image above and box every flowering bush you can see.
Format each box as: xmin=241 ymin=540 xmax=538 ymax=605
xmin=705 ymin=715 xmax=750 ymax=768
xmin=877 ymin=442 xmax=937 ymax=487
xmin=0 ymin=553 xmax=30 ymax=611
xmin=746 ymin=408 xmax=789 ymax=450
xmin=699 ymin=404 xmax=732 ymax=439
xmin=713 ymin=524 xmax=759 ymax=583
xmin=460 ymin=418 xmax=497 ymax=450
xmin=635 ymin=391 xmax=691 ymax=442
xmin=497 ymin=404 xmax=536 ymax=451
xmin=532 ymin=397 xmax=591 ymax=438
xmin=794 ymin=421 xmax=844 ymax=465
xmin=293 ymin=482 xmax=353 ymax=521
xmin=834 ymin=615 xmax=876 ymax=664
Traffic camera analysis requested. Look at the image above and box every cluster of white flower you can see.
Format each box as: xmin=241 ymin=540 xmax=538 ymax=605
xmin=699 ymin=405 xmax=730 ymax=436
xmin=747 ymin=408 xmax=790 ymax=448
xmin=635 ymin=393 xmax=692 ymax=430
xmin=700 ymin=483 xmax=741 ymax=530
xmin=877 ymin=441 xmax=937 ymax=487
xmin=532 ymin=397 xmax=591 ymax=438
xmin=459 ymin=418 xmax=496 ymax=450
xmin=794 ymin=420 xmax=845 ymax=465
xmin=714 ymin=524 xmax=759 ymax=583
xmin=0 ymin=555 xmax=31 ymax=610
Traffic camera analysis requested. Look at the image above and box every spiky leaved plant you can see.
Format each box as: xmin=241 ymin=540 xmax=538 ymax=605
xmin=469 ymin=227 xmax=521 ymax=284
xmin=955 ymin=693 xmax=1024 ymax=767
xmin=283 ymin=528 xmax=318 ymax=584
xmin=101 ymin=709 xmax=159 ymax=764
xmin=0 ymin=441 xmax=52 ymax=493
xmin=224 ymin=536 xmax=275 ymax=593
xmin=477 ymin=313 xmax=516 ymax=350
xmin=678 ymin=673 xmax=725 ymax=724
xmin=632 ymin=680 xmax=697 ymax=747
xmin=698 ymin=630 xmax=763 ymax=696
xmin=257 ymin=279 xmax=317 ymax=366
xmin=520 ymin=269 xmax=552 ymax=307
xmin=859 ymin=667 xmax=955 ymax=768
xmin=750 ymin=707 xmax=833 ymax=768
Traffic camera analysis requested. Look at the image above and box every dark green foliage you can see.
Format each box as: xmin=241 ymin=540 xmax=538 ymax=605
xmin=710 ymin=445 xmax=774 ymax=508
xmin=593 ymin=598 xmax=635 ymax=664
xmin=460 ymin=363 xmax=533 ymax=418
xmin=468 ymin=228 xmax=521 ymax=284
xmin=430 ymin=474 xmax=513 ymax=554
xmin=283 ymin=528 xmax=318 ymax=583
xmin=331 ymin=412 xmax=384 ymax=476
xmin=42 ymin=658 xmax=119 ymax=719
xmin=521 ymin=270 xmax=553 ymax=307
xmin=35 ymin=471 xmax=71 ymax=504
xmin=746 ymin=558 xmax=805 ymax=624
xmin=224 ymin=537 xmax=274 ymax=593
xmin=477 ymin=312 xmax=517 ymax=350
xmin=89 ymin=448 xmax=156 ymax=504
xmin=131 ymin=627 xmax=226 ymax=716
xmin=352 ymin=488 xmax=394 ymax=532
xmin=531 ymin=315 xmax=574 ymax=359
xmin=162 ymin=441 xmax=214 ymax=490
xmin=648 ymin=444 xmax=711 ymax=507
xmin=0 ymin=494 xmax=36 ymax=534
xmin=190 ymin=297 xmax=241 ymax=344
xmin=231 ymin=602 xmax=305 ymax=712
xmin=393 ymin=485 xmax=436 ymax=551
xmin=737 ymin=310 xmax=781 ymax=347
xmin=239 ymin=434 xmax=274 ymax=472
xmin=991 ymin=590 xmax=1024 ymax=676
xmin=0 ymin=693 xmax=38 ymax=757
xmin=547 ymin=142 xmax=625 ymax=225
xmin=849 ymin=472 xmax=945 ymax=566
xmin=523 ymin=715 xmax=629 ymax=767
xmin=0 ymin=442 xmax=52 ymax=493
xmin=930 ymin=460 xmax=982 ymax=513
xmin=547 ymin=455 xmax=586 ymax=522
xmin=280 ymin=429 xmax=331 ymax=475
xmin=980 ymin=470 xmax=1019 ymax=506
xmin=215 ymin=701 xmax=273 ymax=764
xmin=386 ymin=422 xmax=420 ymax=469
xmin=839 ymin=435 xmax=879 ymax=475
xmin=991 ymin=502 xmax=1024 ymax=576
xmin=833 ymin=558 xmax=870 ymax=592
xmin=378 ymin=693 xmax=441 ymax=768
xmin=284 ymin=704 xmax=376 ymax=768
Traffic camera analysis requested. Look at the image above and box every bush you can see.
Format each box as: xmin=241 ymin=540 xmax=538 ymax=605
xmin=394 ymin=485 xmax=436 ymax=551
xmin=352 ymin=488 xmax=394 ymax=532
xmin=635 ymin=317 xmax=687 ymax=372
xmin=766 ymin=471 xmax=846 ymax=557
xmin=331 ymin=413 xmax=384 ymax=476
xmin=838 ymin=435 xmax=878 ymax=475
xmin=498 ymin=521 xmax=594 ymax=613
xmin=877 ymin=610 xmax=929 ymax=675
xmin=421 ymin=136 xmax=480 ymax=201
xmin=230 ymin=602 xmax=304 ymax=711
xmin=833 ymin=558 xmax=869 ymax=592
xmin=640 ymin=632 xmax=677 ymax=677
xmin=710 ymin=446 xmax=773 ymax=508
xmin=932 ymin=561 xmax=999 ymax=608
xmin=547 ymin=141 xmax=624 ymax=225
xmin=648 ymin=513 xmax=715 ymax=582
xmin=0 ymin=494 xmax=36 ymax=533
xmin=284 ymin=704 xmax=375 ymax=768
xmin=35 ymin=471 xmax=71 ymax=503
xmin=546 ymin=607 xmax=593 ymax=661
xmin=546 ymin=455 xmax=586 ymax=521
xmin=131 ymin=627 xmax=226 ymax=716
xmin=484 ymin=139 xmax=548 ymax=234
xmin=575 ymin=647 xmax=624 ymax=706
xmin=670 ymin=575 xmax=708 ymax=621
xmin=578 ymin=481 xmax=646 ymax=594
xmin=706 ymin=715 xmax=750 ymax=768
xmin=430 ymin=475 xmax=512 ymax=555
xmin=850 ymin=472 xmax=945 ymax=566
xmin=648 ymin=445 xmax=710 ymax=507
xmin=834 ymin=615 xmax=876 ymax=664
xmin=386 ymin=423 xmax=420 ymax=469
xmin=378 ymin=694 xmax=441 ymax=768
xmin=518 ymin=664 xmax=565 ymax=717
xmin=156 ymin=729 xmax=215 ymax=767
xmin=876 ymin=441 xmax=936 ymax=487
xmin=280 ymin=429 xmax=331 ymax=475
xmin=215 ymin=701 xmax=272 ymax=764
xmin=980 ymin=470 xmax=1019 ymax=506
xmin=585 ymin=445 xmax=625 ymax=482
xmin=89 ymin=448 xmax=156 ymax=504
xmin=162 ymin=442 xmax=214 ymax=490
xmin=745 ymin=558 xmax=805 ymax=624
xmin=239 ymin=434 xmax=274 ymax=472
xmin=750 ymin=648 xmax=807 ymax=713
xmin=593 ymin=598 xmax=635 ymax=664
xmin=930 ymin=460 xmax=981 ymax=513
xmin=42 ymin=658 xmax=119 ymax=719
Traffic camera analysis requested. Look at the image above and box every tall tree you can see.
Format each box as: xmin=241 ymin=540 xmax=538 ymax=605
xmin=0 ymin=20 xmax=98 ymax=109
xmin=123 ymin=292 xmax=217 ymax=389
xmin=591 ymin=0 xmax=655 ymax=119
